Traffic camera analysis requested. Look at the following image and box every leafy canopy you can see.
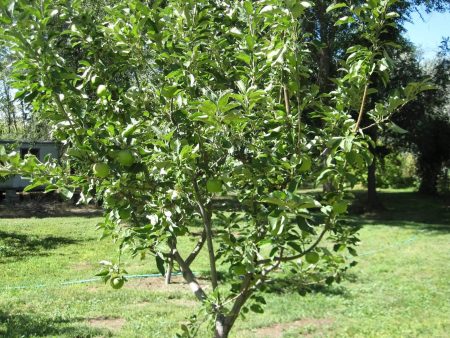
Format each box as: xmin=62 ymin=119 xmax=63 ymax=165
xmin=0 ymin=0 xmax=429 ymax=336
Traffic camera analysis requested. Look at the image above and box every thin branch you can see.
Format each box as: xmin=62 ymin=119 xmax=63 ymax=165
xmin=224 ymin=273 xmax=254 ymax=329
xmin=256 ymin=227 xmax=328 ymax=265
xmin=185 ymin=228 xmax=207 ymax=266
xmin=133 ymin=70 xmax=142 ymax=92
xmin=283 ymin=85 xmax=291 ymax=116
xmin=192 ymin=178 xmax=219 ymax=290
xmin=354 ymin=83 xmax=369 ymax=132
xmin=296 ymin=83 xmax=302 ymax=152
xmin=52 ymin=93 xmax=76 ymax=129
xmin=253 ymin=249 xmax=284 ymax=290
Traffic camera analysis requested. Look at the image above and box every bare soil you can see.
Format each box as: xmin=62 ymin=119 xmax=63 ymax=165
xmin=252 ymin=318 xmax=333 ymax=338
xmin=87 ymin=317 xmax=126 ymax=331
xmin=124 ymin=275 xmax=210 ymax=293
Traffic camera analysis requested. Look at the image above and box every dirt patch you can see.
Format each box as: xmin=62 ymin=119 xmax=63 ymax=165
xmin=253 ymin=318 xmax=333 ymax=338
xmin=87 ymin=317 xmax=125 ymax=331
xmin=72 ymin=262 xmax=95 ymax=271
xmin=124 ymin=276 xmax=210 ymax=292
xmin=127 ymin=300 xmax=152 ymax=308
xmin=86 ymin=285 xmax=101 ymax=292
xmin=125 ymin=275 xmax=186 ymax=291
xmin=168 ymin=297 xmax=198 ymax=307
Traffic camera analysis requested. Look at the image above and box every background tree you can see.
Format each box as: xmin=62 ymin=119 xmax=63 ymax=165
xmin=390 ymin=39 xmax=450 ymax=194
xmin=300 ymin=0 xmax=449 ymax=206
xmin=0 ymin=47 xmax=52 ymax=140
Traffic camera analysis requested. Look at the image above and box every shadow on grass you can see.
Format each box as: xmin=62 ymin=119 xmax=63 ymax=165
xmin=0 ymin=230 xmax=78 ymax=262
xmin=348 ymin=191 xmax=450 ymax=233
xmin=0 ymin=310 xmax=111 ymax=338
xmin=0 ymin=206 xmax=102 ymax=219
xmin=261 ymin=275 xmax=351 ymax=298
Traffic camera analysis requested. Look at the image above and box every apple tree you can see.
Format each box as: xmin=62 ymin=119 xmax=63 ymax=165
xmin=0 ymin=0 xmax=428 ymax=337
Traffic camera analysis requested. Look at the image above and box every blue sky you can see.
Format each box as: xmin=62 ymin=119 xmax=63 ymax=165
xmin=403 ymin=7 xmax=450 ymax=60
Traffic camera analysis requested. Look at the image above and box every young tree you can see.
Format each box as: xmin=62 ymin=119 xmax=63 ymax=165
xmin=0 ymin=0 xmax=427 ymax=336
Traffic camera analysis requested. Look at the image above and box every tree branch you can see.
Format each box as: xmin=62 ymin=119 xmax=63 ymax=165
xmin=192 ymin=178 xmax=219 ymax=290
xmin=254 ymin=251 xmax=284 ymax=289
xmin=173 ymin=250 xmax=207 ymax=302
xmin=224 ymin=273 xmax=254 ymax=329
xmin=354 ymin=83 xmax=369 ymax=132
xmin=283 ymin=85 xmax=291 ymax=117
xmin=256 ymin=227 xmax=328 ymax=265
xmin=165 ymin=239 xmax=176 ymax=285
xmin=186 ymin=228 xmax=207 ymax=266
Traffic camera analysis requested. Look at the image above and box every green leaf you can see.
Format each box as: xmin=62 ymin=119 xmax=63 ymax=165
xmin=299 ymin=1 xmax=313 ymax=8
xmin=389 ymin=122 xmax=408 ymax=134
xmin=299 ymin=156 xmax=311 ymax=172
xmin=348 ymin=247 xmax=358 ymax=256
xmin=155 ymin=255 xmax=166 ymax=276
xmin=232 ymin=264 xmax=246 ymax=275
xmin=59 ymin=187 xmax=74 ymax=199
xmin=236 ymin=52 xmax=251 ymax=65
xmin=335 ymin=16 xmax=355 ymax=26
xmin=287 ymin=242 xmax=303 ymax=253
xmin=206 ymin=179 xmax=222 ymax=193
xmin=229 ymin=27 xmax=242 ymax=36
xmin=326 ymin=3 xmax=347 ymax=13
xmin=385 ymin=12 xmax=399 ymax=19
xmin=250 ymin=304 xmax=264 ymax=313
xmin=24 ymin=181 xmax=44 ymax=192
xmin=333 ymin=201 xmax=348 ymax=214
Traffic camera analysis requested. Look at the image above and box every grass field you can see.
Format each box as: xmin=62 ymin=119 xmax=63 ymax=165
xmin=0 ymin=190 xmax=449 ymax=337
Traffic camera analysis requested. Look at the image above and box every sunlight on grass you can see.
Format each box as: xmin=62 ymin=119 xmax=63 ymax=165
xmin=1 ymin=191 xmax=449 ymax=337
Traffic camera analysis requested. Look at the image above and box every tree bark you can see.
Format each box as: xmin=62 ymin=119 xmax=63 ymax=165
xmin=193 ymin=179 xmax=219 ymax=290
xmin=366 ymin=126 xmax=384 ymax=211
xmin=418 ymin=161 xmax=440 ymax=195
xmin=367 ymin=154 xmax=384 ymax=211
xmin=165 ymin=260 xmax=173 ymax=285
xmin=165 ymin=240 xmax=176 ymax=285
xmin=214 ymin=314 xmax=230 ymax=338
xmin=172 ymin=250 xmax=207 ymax=302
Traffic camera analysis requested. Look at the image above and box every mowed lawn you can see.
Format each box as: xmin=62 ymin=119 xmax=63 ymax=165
xmin=0 ymin=191 xmax=449 ymax=337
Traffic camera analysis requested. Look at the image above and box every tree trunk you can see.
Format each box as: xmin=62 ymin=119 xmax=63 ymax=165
xmin=367 ymin=155 xmax=384 ymax=211
xmin=165 ymin=259 xmax=173 ymax=285
xmin=365 ymin=126 xmax=384 ymax=211
xmin=214 ymin=314 xmax=231 ymax=338
xmin=418 ymin=162 xmax=440 ymax=195
xmin=165 ymin=240 xmax=176 ymax=285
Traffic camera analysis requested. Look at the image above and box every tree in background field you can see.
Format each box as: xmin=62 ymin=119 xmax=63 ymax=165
xmin=299 ymin=0 xmax=449 ymax=206
xmin=391 ymin=39 xmax=450 ymax=195
xmin=0 ymin=48 xmax=52 ymax=140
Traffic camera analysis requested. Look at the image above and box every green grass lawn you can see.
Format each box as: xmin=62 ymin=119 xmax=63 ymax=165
xmin=0 ymin=190 xmax=449 ymax=337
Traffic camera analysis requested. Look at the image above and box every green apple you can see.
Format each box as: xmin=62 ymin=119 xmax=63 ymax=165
xmin=96 ymin=84 xmax=108 ymax=97
xmin=93 ymin=163 xmax=110 ymax=178
xmin=206 ymin=179 xmax=222 ymax=193
xmin=110 ymin=276 xmax=124 ymax=289
xmin=116 ymin=150 xmax=134 ymax=167
xmin=305 ymin=252 xmax=320 ymax=264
